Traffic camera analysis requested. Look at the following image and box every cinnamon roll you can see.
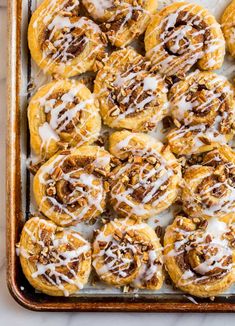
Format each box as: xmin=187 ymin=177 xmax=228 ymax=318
xmin=167 ymin=71 xmax=235 ymax=155
xmin=94 ymin=48 xmax=168 ymax=132
xmin=93 ymin=218 xmax=164 ymax=289
xmin=108 ymin=131 xmax=181 ymax=220
xmin=28 ymin=0 xmax=106 ymax=77
xmin=145 ymin=2 xmax=225 ymax=79
xmin=28 ymin=80 xmax=101 ymax=159
xmin=18 ymin=217 xmax=91 ymax=296
xmin=221 ymin=0 xmax=235 ymax=58
xmin=164 ymin=214 xmax=235 ymax=297
xmin=182 ymin=144 xmax=235 ymax=219
xmin=82 ymin=0 xmax=158 ymax=47
xmin=33 ymin=146 xmax=111 ymax=226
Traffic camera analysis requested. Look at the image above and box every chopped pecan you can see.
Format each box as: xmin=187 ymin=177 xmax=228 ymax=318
xmin=51 ymin=166 xmax=63 ymax=180
xmin=113 ymin=229 xmax=123 ymax=242
xmin=155 ymin=225 xmax=163 ymax=238
xmin=46 ymin=186 xmax=56 ymax=196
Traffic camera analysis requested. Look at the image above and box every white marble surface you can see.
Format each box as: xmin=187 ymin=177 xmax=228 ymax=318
xmin=1 ymin=0 xmax=235 ymax=324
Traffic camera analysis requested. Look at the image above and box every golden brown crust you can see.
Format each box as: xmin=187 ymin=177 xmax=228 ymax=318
xmin=164 ymin=214 xmax=235 ymax=298
xmin=167 ymin=71 xmax=235 ymax=155
xmin=145 ymin=2 xmax=225 ymax=78
xmin=221 ymin=0 xmax=235 ymax=58
xmin=182 ymin=144 xmax=235 ymax=219
xmin=33 ymin=146 xmax=111 ymax=226
xmin=19 ymin=217 xmax=91 ymax=296
xmin=94 ymin=48 xmax=167 ymax=132
xmin=28 ymin=0 xmax=106 ymax=77
xmin=83 ymin=0 xmax=158 ymax=47
xmin=108 ymin=131 xmax=181 ymax=220
xmin=28 ymin=79 xmax=101 ymax=159
xmin=92 ymin=218 xmax=164 ymax=289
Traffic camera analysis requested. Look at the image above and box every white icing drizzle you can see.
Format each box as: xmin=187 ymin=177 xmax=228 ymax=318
xmin=184 ymin=149 xmax=235 ymax=217
xmin=96 ymin=48 xmax=168 ymax=128
xmin=166 ymin=217 xmax=234 ymax=286
xmin=110 ymin=134 xmax=178 ymax=217
xmin=168 ymin=71 xmax=235 ymax=153
xmin=93 ymin=219 xmax=163 ymax=288
xmin=33 ymin=80 xmax=99 ymax=156
xmin=37 ymin=147 xmax=110 ymax=225
xmin=84 ymin=0 xmax=152 ymax=45
xmin=38 ymin=122 xmax=60 ymax=149
xmin=84 ymin=0 xmax=113 ymax=16
xmin=146 ymin=3 xmax=225 ymax=76
xmin=18 ymin=217 xmax=91 ymax=296
xmin=32 ymin=0 xmax=104 ymax=75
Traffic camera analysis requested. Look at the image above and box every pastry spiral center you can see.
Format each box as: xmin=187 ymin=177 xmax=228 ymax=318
xmin=190 ymin=88 xmax=220 ymax=117
xmin=187 ymin=244 xmax=232 ymax=277
xmin=197 ymin=174 xmax=228 ymax=206
xmin=165 ymin=25 xmax=203 ymax=56
xmin=161 ymin=9 xmax=206 ymax=59
xmin=44 ymin=155 xmax=104 ymax=214
xmin=112 ymin=153 xmax=173 ymax=207
xmin=103 ymin=241 xmax=139 ymax=279
xmin=173 ymin=218 xmax=234 ymax=281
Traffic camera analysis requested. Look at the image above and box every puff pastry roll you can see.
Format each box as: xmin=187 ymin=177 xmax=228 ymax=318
xmin=145 ymin=2 xmax=225 ymax=79
xmin=164 ymin=215 xmax=235 ymax=297
xmin=33 ymin=146 xmax=111 ymax=226
xmin=18 ymin=217 xmax=91 ymax=296
xmin=28 ymin=80 xmax=101 ymax=159
xmin=221 ymin=0 xmax=235 ymax=58
xmin=28 ymin=0 xmax=106 ymax=77
xmin=94 ymin=48 xmax=167 ymax=132
xmin=93 ymin=218 xmax=164 ymax=290
xmin=167 ymin=71 xmax=235 ymax=155
xmin=82 ymin=0 xmax=158 ymax=47
xmin=108 ymin=131 xmax=181 ymax=220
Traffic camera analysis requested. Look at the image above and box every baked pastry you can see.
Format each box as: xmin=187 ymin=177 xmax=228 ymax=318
xmin=164 ymin=214 xmax=235 ymax=297
xmin=167 ymin=71 xmax=235 ymax=155
xmin=28 ymin=0 xmax=106 ymax=77
xmin=92 ymin=218 xmax=164 ymax=289
xmin=108 ymin=131 xmax=181 ymax=219
xmin=221 ymin=0 xmax=235 ymax=58
xmin=182 ymin=144 xmax=235 ymax=219
xmin=82 ymin=0 xmax=158 ymax=47
xmin=33 ymin=146 xmax=111 ymax=226
xmin=94 ymin=48 xmax=167 ymax=131
xmin=145 ymin=2 xmax=225 ymax=79
xmin=18 ymin=217 xmax=91 ymax=296
xmin=28 ymin=79 xmax=101 ymax=159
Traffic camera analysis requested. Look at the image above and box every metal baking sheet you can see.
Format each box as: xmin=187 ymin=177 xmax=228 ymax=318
xmin=6 ymin=0 xmax=235 ymax=311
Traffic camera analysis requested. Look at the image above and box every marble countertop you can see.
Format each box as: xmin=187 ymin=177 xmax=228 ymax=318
xmin=1 ymin=0 xmax=235 ymax=324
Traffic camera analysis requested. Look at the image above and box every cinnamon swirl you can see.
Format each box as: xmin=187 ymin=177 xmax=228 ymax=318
xmin=28 ymin=0 xmax=106 ymax=77
xmin=82 ymin=0 xmax=158 ymax=47
xmin=167 ymin=71 xmax=235 ymax=155
xmin=182 ymin=144 xmax=235 ymax=219
xmin=145 ymin=2 xmax=225 ymax=79
xmin=164 ymin=214 xmax=235 ymax=297
xmin=33 ymin=146 xmax=111 ymax=226
xmin=18 ymin=217 xmax=91 ymax=296
xmin=108 ymin=131 xmax=181 ymax=220
xmin=28 ymin=79 xmax=101 ymax=159
xmin=94 ymin=48 xmax=168 ymax=132
xmin=93 ymin=218 xmax=164 ymax=289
